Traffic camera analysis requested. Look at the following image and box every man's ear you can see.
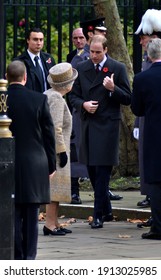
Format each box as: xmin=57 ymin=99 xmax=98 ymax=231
xmin=88 ymin=31 xmax=94 ymax=39
xmin=23 ymin=72 xmax=27 ymax=85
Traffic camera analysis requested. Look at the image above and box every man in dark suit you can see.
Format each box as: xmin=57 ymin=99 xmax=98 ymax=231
xmin=69 ymin=35 xmax=131 ymax=229
xmin=14 ymin=27 xmax=55 ymax=93
xmin=67 ymin=27 xmax=86 ymax=63
xmin=67 ymin=27 xmax=87 ymax=204
xmin=6 ymin=60 xmax=56 ymax=259
xmin=132 ymin=9 xmax=161 ymax=229
xmin=67 ymin=49 xmax=77 ymax=63
xmin=131 ymin=38 xmax=161 ymax=240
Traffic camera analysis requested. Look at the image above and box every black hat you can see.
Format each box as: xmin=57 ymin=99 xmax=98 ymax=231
xmin=95 ymin=17 xmax=107 ymax=31
xmin=80 ymin=17 xmax=106 ymax=33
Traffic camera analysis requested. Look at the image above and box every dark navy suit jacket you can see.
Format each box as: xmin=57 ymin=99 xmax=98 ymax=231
xmin=7 ymin=84 xmax=56 ymax=204
xmin=132 ymin=62 xmax=161 ymax=183
xmin=14 ymin=51 xmax=55 ymax=92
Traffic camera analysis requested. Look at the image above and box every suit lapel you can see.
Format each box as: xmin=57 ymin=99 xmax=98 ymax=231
xmin=24 ymin=52 xmax=35 ymax=70
xmin=25 ymin=52 xmax=45 ymax=91
xmin=25 ymin=53 xmax=40 ymax=79
xmin=40 ymin=52 xmax=53 ymax=79
xmin=26 ymin=52 xmax=45 ymax=84
xmin=87 ymin=58 xmax=113 ymax=89
xmin=84 ymin=61 xmax=96 ymax=83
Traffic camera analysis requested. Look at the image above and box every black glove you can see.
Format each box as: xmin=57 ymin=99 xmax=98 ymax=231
xmin=59 ymin=152 xmax=68 ymax=168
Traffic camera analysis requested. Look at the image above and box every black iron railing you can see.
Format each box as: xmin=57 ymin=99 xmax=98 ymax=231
xmin=1 ymin=0 xmax=161 ymax=78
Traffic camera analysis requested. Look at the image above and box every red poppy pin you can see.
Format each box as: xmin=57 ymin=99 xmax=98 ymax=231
xmin=103 ymin=67 xmax=108 ymax=73
xmin=88 ymin=25 xmax=94 ymax=31
xmin=46 ymin=58 xmax=52 ymax=64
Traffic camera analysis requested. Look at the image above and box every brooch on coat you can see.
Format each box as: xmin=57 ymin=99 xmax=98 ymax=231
xmin=46 ymin=58 xmax=52 ymax=64
xmin=102 ymin=67 xmax=108 ymax=73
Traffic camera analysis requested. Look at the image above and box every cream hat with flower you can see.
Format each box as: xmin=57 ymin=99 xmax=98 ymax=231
xmin=47 ymin=62 xmax=78 ymax=87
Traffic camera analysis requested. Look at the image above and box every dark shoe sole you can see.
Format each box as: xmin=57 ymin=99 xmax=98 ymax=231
xmin=142 ymin=232 xmax=161 ymax=240
xmin=110 ymin=196 xmax=123 ymax=200
xmin=137 ymin=217 xmax=153 ymax=228
xmin=137 ymin=222 xmax=152 ymax=228
xmin=60 ymin=227 xmax=72 ymax=234
xmin=43 ymin=226 xmax=66 ymax=236
xmin=137 ymin=223 xmax=151 ymax=228
xmin=91 ymin=220 xmax=103 ymax=229
xmin=137 ymin=204 xmax=150 ymax=208
xmin=91 ymin=224 xmax=103 ymax=229
xmin=71 ymin=200 xmax=82 ymax=204
xmin=137 ymin=201 xmax=150 ymax=207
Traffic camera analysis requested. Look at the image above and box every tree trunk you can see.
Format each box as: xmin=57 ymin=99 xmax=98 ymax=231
xmin=92 ymin=0 xmax=138 ymax=176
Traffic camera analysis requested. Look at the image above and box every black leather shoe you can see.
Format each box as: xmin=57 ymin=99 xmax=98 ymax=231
xmin=43 ymin=226 xmax=66 ymax=236
xmin=91 ymin=219 xmax=103 ymax=229
xmin=71 ymin=194 xmax=82 ymax=204
xmin=137 ymin=198 xmax=150 ymax=208
xmin=102 ymin=214 xmax=113 ymax=222
xmin=79 ymin=177 xmax=90 ymax=183
xmin=108 ymin=190 xmax=123 ymax=200
xmin=60 ymin=227 xmax=72 ymax=234
xmin=137 ymin=217 xmax=153 ymax=228
xmin=142 ymin=231 xmax=161 ymax=240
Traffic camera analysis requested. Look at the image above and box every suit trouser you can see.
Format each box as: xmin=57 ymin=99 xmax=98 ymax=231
xmin=15 ymin=203 xmax=39 ymax=260
xmin=87 ymin=165 xmax=112 ymax=220
xmin=148 ymin=183 xmax=161 ymax=234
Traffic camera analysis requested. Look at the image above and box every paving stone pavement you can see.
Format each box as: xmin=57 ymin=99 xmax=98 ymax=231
xmin=37 ymin=190 xmax=161 ymax=260
xmin=37 ymin=220 xmax=161 ymax=260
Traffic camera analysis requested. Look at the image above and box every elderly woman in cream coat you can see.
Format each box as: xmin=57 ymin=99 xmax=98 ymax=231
xmin=43 ymin=62 xmax=78 ymax=236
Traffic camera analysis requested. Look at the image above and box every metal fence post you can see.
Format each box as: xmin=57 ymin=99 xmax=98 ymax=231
xmin=0 ymin=0 xmax=15 ymax=260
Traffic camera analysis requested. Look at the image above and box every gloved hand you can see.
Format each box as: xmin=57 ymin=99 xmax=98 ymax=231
xmin=133 ymin=128 xmax=139 ymax=140
xmin=59 ymin=152 xmax=68 ymax=168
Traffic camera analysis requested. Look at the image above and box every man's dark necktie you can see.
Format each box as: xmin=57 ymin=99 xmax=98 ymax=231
xmin=34 ymin=56 xmax=44 ymax=91
xmin=95 ymin=63 xmax=100 ymax=74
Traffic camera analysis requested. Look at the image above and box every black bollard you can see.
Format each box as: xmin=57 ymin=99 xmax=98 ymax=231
xmin=0 ymin=79 xmax=15 ymax=260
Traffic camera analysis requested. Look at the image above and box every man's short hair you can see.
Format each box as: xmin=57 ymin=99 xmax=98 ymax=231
xmin=26 ymin=27 xmax=43 ymax=40
xmin=90 ymin=34 xmax=108 ymax=49
xmin=7 ymin=60 xmax=26 ymax=84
